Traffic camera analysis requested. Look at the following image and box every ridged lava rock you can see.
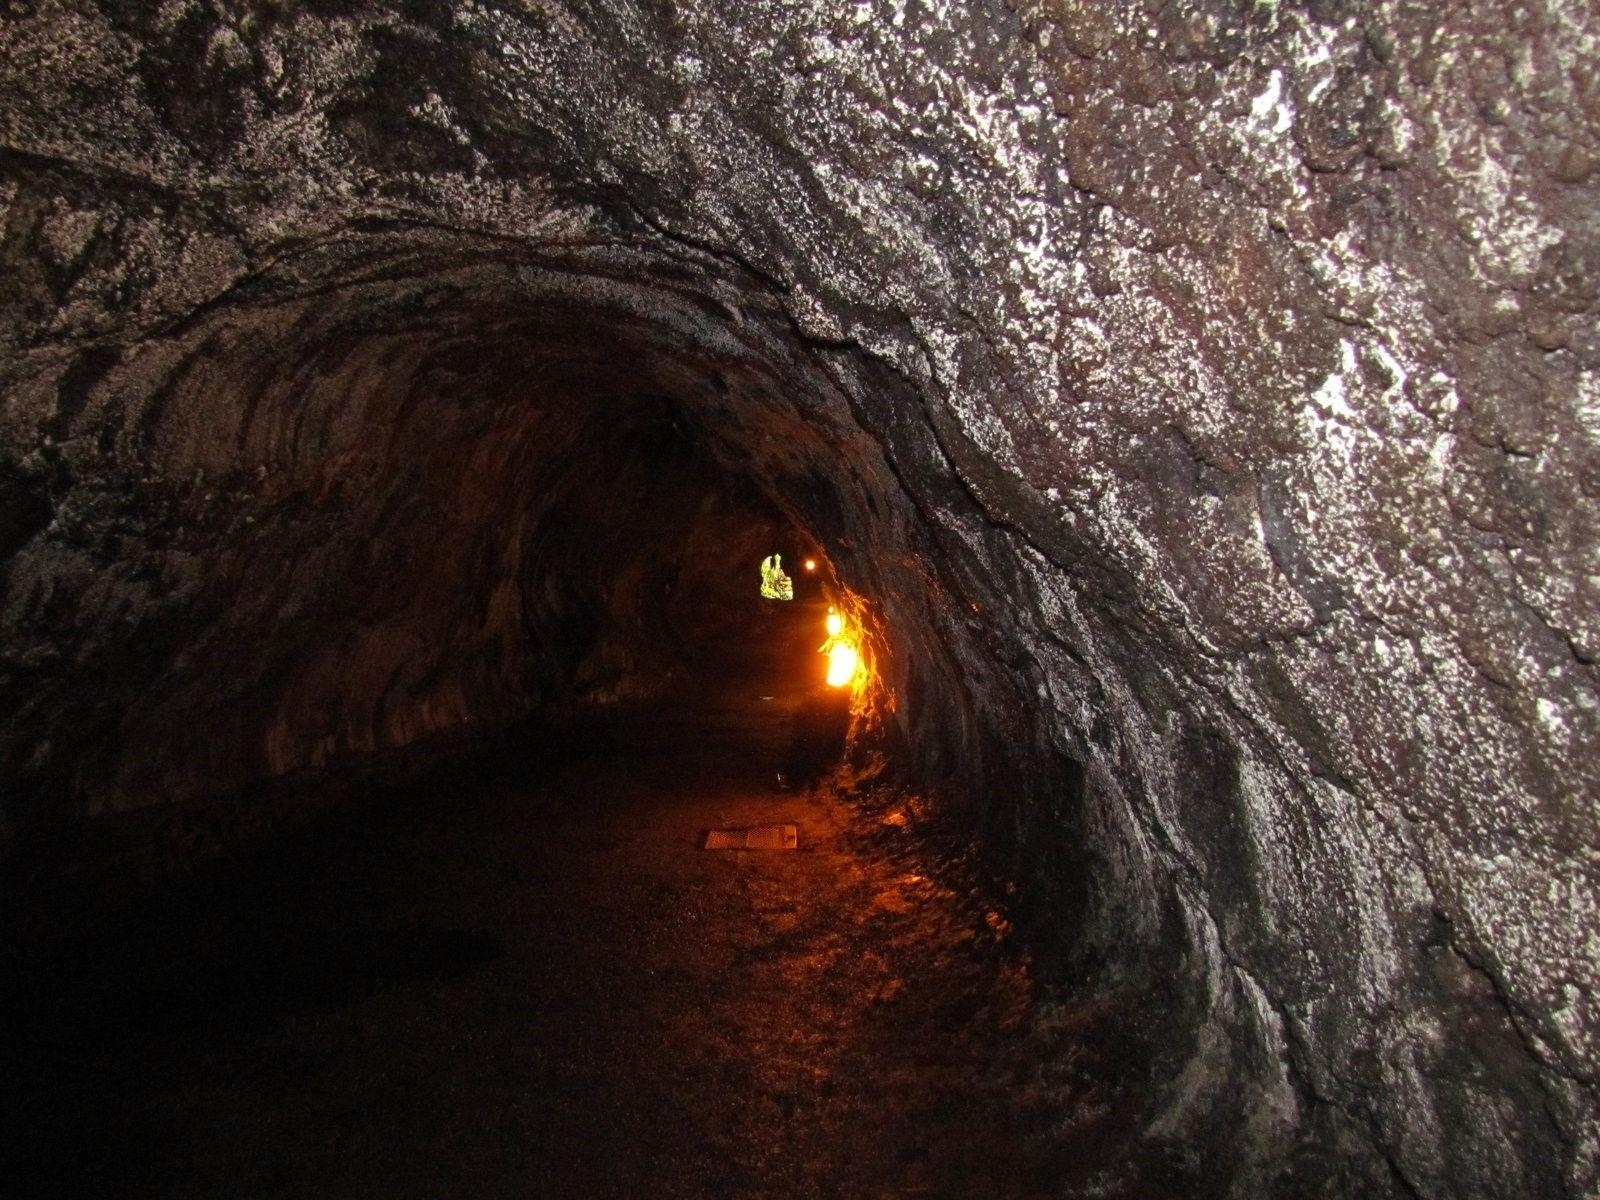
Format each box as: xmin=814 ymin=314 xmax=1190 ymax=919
xmin=1 ymin=3 xmax=1594 ymax=1196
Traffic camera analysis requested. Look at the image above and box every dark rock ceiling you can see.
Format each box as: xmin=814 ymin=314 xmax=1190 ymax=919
xmin=1 ymin=2 xmax=1595 ymax=1196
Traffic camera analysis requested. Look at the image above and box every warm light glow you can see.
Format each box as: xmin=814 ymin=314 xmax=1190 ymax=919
xmin=826 ymin=642 xmax=860 ymax=688
xmin=804 ymin=558 xmax=817 ymax=572
xmin=819 ymin=603 xmax=865 ymax=688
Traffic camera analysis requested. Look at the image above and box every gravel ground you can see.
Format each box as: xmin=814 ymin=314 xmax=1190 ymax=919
xmin=3 ymin=632 xmax=1140 ymax=1199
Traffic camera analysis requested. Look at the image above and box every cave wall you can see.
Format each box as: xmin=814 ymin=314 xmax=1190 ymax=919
xmin=0 ymin=228 xmax=896 ymax=823
xmin=2 ymin=2 xmax=1596 ymax=1197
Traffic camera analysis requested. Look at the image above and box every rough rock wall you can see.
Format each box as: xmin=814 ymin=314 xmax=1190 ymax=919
xmin=0 ymin=227 xmax=839 ymax=819
xmin=1 ymin=2 xmax=1596 ymax=1197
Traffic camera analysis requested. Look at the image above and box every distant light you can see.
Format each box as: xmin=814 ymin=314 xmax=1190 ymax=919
xmin=826 ymin=642 xmax=860 ymax=688
xmin=825 ymin=608 xmax=843 ymax=637
xmin=759 ymin=553 xmax=793 ymax=600
xmin=804 ymin=558 xmax=817 ymax=572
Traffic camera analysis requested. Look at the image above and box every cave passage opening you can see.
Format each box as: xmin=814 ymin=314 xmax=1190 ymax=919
xmin=1 ymin=225 xmax=939 ymax=843
xmin=4 ymin=0 xmax=1598 ymax=1191
xmin=0 ymin=226 xmax=1122 ymax=1200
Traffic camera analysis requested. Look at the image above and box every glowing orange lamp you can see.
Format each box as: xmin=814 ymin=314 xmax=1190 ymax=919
xmin=826 ymin=642 xmax=860 ymax=688
xmin=820 ymin=605 xmax=860 ymax=688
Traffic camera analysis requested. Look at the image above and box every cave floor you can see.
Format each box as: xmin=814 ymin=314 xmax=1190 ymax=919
xmin=3 ymin=658 xmax=1137 ymax=1198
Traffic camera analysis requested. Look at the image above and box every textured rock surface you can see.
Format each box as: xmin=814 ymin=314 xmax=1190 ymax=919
xmin=1 ymin=2 xmax=1596 ymax=1196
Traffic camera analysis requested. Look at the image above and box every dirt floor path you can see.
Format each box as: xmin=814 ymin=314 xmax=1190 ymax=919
xmin=4 ymin=663 xmax=1106 ymax=1198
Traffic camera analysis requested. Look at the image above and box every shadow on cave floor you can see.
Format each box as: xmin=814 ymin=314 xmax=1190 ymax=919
xmin=0 ymin=614 xmax=1160 ymax=1200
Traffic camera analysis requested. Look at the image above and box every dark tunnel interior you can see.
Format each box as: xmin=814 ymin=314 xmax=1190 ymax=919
xmin=1 ymin=230 xmax=913 ymax=824
xmin=3 ymin=2 xmax=1598 ymax=1198
xmin=3 ymin=227 xmax=1071 ymax=1198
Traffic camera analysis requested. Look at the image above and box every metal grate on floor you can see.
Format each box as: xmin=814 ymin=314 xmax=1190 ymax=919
xmin=702 ymin=824 xmax=799 ymax=851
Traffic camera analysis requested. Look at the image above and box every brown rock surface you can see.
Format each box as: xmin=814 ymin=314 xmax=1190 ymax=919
xmin=1 ymin=3 xmax=1595 ymax=1195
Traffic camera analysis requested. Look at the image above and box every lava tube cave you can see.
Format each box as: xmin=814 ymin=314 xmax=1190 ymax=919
xmin=1 ymin=3 xmax=1596 ymax=1198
